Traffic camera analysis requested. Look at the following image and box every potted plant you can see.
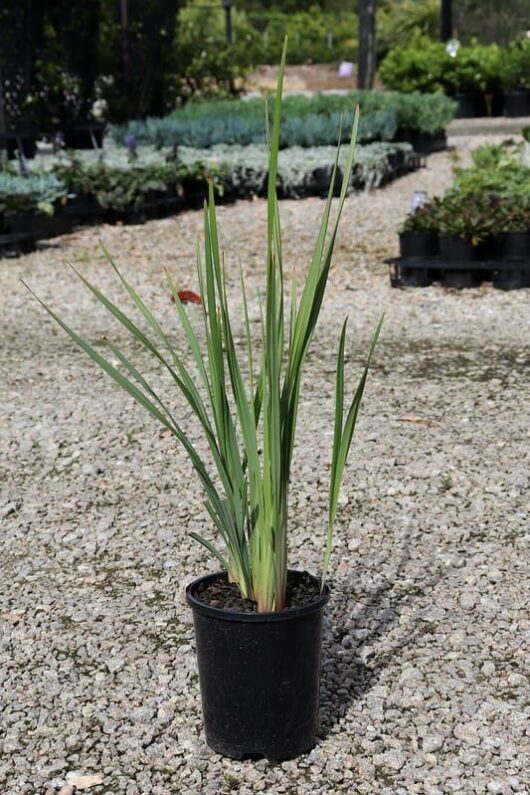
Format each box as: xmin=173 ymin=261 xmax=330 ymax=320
xmin=503 ymin=39 xmax=530 ymax=117
xmin=399 ymin=197 xmax=441 ymax=257
xmin=498 ymin=197 xmax=530 ymax=259
xmin=26 ymin=45 xmax=383 ymax=760
xmin=448 ymin=44 xmax=505 ymax=118
xmin=438 ymin=191 xmax=498 ymax=261
xmin=0 ymin=172 xmax=70 ymax=240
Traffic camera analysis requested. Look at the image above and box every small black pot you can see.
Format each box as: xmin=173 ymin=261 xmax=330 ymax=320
xmin=477 ymin=235 xmax=502 ymax=260
xmin=399 ymin=231 xmax=439 ymax=258
xmin=443 ymin=270 xmax=481 ymax=288
xmin=500 ymin=231 xmax=530 ymax=260
xmin=8 ymin=209 xmax=72 ymax=240
xmin=0 ymin=231 xmax=36 ymax=259
xmin=503 ymin=90 xmax=530 ymax=118
xmin=313 ymin=165 xmax=342 ymax=196
xmin=493 ymin=268 xmax=529 ymax=290
xmin=63 ymin=194 xmax=105 ymax=224
xmin=397 ymin=266 xmax=433 ymax=287
xmin=439 ymin=235 xmax=478 ymax=261
xmin=484 ymin=93 xmax=504 ymax=117
xmin=455 ymin=92 xmax=487 ymax=119
xmin=186 ymin=570 xmax=329 ymax=760
xmin=394 ymin=128 xmax=447 ymax=155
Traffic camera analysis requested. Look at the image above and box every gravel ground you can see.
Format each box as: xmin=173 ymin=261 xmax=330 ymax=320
xmin=1 ymin=131 xmax=529 ymax=795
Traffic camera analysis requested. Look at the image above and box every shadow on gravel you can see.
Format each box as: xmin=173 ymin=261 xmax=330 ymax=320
xmin=319 ymin=550 xmax=443 ymax=737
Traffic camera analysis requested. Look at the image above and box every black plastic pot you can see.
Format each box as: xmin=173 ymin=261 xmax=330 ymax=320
xmin=503 ymin=90 xmax=530 ymax=118
xmin=394 ymin=128 xmax=447 ymax=155
xmin=493 ymin=268 xmax=529 ymax=290
xmin=0 ymin=231 xmax=36 ymax=259
xmin=186 ymin=570 xmax=329 ymax=760
xmin=313 ymin=165 xmax=342 ymax=196
xmin=8 ymin=209 xmax=72 ymax=240
xmin=484 ymin=93 xmax=504 ymax=117
xmin=399 ymin=231 xmax=439 ymax=258
xmin=63 ymin=195 xmax=105 ymax=224
xmin=500 ymin=231 xmax=530 ymax=260
xmin=397 ymin=266 xmax=433 ymax=287
xmin=477 ymin=235 xmax=502 ymax=260
xmin=454 ymin=92 xmax=487 ymax=119
xmin=439 ymin=235 xmax=478 ymax=261
xmin=443 ymin=270 xmax=481 ymax=288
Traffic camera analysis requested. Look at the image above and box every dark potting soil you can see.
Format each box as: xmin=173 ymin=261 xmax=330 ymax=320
xmin=196 ymin=571 xmax=321 ymax=613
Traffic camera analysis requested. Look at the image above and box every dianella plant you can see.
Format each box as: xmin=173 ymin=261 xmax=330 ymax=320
xmin=28 ymin=42 xmax=383 ymax=612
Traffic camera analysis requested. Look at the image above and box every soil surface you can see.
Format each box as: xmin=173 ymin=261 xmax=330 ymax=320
xmin=195 ymin=571 xmax=321 ymax=613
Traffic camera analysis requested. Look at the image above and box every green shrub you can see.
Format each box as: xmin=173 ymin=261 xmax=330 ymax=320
xmin=379 ymin=36 xmax=451 ymax=94
xmin=504 ymin=38 xmax=530 ymax=91
xmin=169 ymin=7 xmax=259 ymax=102
xmin=447 ymin=43 xmax=506 ymax=94
xmin=380 ymin=37 xmax=510 ymax=96
xmin=377 ymin=0 xmax=440 ymax=60
xmin=252 ymin=8 xmax=358 ymax=65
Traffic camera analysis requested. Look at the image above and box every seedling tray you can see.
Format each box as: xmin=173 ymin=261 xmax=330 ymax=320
xmin=387 ymin=255 xmax=530 ymax=290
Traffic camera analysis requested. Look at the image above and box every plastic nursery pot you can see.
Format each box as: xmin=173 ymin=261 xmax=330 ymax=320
xmin=454 ymin=92 xmax=487 ymax=119
xmin=396 ymin=266 xmax=433 ymax=287
xmin=443 ymin=270 xmax=481 ymax=289
xmin=186 ymin=569 xmax=330 ymax=761
xmin=399 ymin=231 xmax=439 ymax=258
xmin=500 ymin=232 xmax=530 ymax=260
xmin=493 ymin=268 xmax=529 ymax=290
xmin=439 ymin=235 xmax=478 ymax=262
xmin=503 ymin=90 xmax=530 ymax=118
xmin=313 ymin=165 xmax=343 ymax=196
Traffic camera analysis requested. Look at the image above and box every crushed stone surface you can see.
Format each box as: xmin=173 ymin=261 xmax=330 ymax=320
xmin=1 ymin=130 xmax=529 ymax=794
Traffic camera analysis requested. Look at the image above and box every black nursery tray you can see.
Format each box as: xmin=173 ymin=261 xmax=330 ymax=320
xmin=387 ymin=255 xmax=530 ymax=290
xmin=0 ymin=232 xmax=36 ymax=259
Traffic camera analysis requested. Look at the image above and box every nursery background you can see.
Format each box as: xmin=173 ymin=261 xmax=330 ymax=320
xmin=1 ymin=1 xmax=529 ymax=794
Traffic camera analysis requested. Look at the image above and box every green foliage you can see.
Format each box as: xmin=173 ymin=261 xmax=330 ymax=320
xmin=399 ymin=133 xmax=530 ymax=241
xmin=379 ymin=36 xmax=451 ymax=94
xmin=380 ymin=37 xmax=508 ymax=95
xmin=112 ymin=91 xmax=456 ymax=149
xmin=250 ymin=7 xmax=358 ymax=65
xmin=50 ymin=153 xmax=223 ymax=210
xmin=504 ymin=38 xmax=530 ymax=91
xmin=448 ymin=43 xmax=505 ymax=94
xmin=169 ymin=7 xmax=259 ymax=102
xmin=400 ymin=198 xmax=441 ymax=233
xmin=377 ymin=0 xmax=440 ymax=60
xmin=28 ymin=47 xmax=382 ymax=611
xmin=437 ymin=191 xmax=502 ymax=244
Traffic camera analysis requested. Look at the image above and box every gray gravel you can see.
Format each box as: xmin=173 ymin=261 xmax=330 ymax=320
xmin=1 ymin=129 xmax=529 ymax=794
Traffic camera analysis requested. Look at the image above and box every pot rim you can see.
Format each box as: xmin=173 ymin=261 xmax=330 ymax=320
xmin=186 ymin=569 xmax=330 ymax=623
